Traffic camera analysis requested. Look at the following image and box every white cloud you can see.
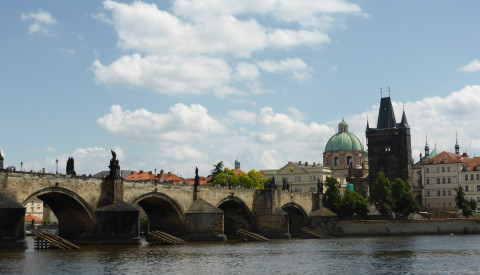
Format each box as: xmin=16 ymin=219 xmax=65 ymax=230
xmin=257 ymin=58 xmax=312 ymax=81
xmin=93 ymin=0 xmax=364 ymax=97
xmin=96 ymin=104 xmax=227 ymax=145
xmin=459 ymin=59 xmax=480 ymax=72
xmin=92 ymin=54 xmax=234 ymax=96
xmin=233 ymin=63 xmax=260 ymax=81
xmin=21 ymin=9 xmax=57 ymax=35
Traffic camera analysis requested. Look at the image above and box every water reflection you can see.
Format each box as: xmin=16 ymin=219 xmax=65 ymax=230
xmin=1 ymin=236 xmax=480 ymax=274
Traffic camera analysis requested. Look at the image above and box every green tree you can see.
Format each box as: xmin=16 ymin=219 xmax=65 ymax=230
xmin=208 ymin=161 xmax=224 ymax=183
xmin=369 ymin=172 xmax=393 ymax=219
xmin=324 ymin=176 xmax=342 ymax=213
xmin=247 ymin=169 xmax=265 ymax=190
xmin=391 ymin=178 xmax=419 ymax=220
xmin=339 ymin=189 xmax=369 ymax=219
xmin=455 ymin=186 xmax=478 ymax=218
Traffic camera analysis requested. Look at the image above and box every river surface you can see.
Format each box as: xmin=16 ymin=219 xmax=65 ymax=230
xmin=1 ymin=235 xmax=480 ymax=274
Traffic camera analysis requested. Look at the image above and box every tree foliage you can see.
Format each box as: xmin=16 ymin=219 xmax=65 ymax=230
xmin=208 ymin=161 xmax=224 ymax=183
xmin=455 ymin=186 xmax=478 ymax=218
xmin=213 ymin=168 xmax=264 ymax=190
xmin=369 ymin=172 xmax=419 ymax=220
xmin=324 ymin=176 xmax=342 ymax=213
xmin=323 ymin=176 xmax=368 ymax=219
xmin=339 ymin=189 xmax=369 ymax=220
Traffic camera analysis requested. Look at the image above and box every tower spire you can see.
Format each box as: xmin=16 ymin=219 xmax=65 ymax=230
xmin=455 ymin=131 xmax=460 ymax=155
xmin=425 ymin=133 xmax=430 ymax=157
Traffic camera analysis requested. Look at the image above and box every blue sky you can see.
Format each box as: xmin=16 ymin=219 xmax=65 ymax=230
xmin=2 ymin=0 xmax=480 ymax=177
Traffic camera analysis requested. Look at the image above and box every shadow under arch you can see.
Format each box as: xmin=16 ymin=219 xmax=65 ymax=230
xmin=23 ymin=187 xmax=95 ymax=241
xmin=282 ymin=202 xmax=308 ymax=235
xmin=132 ymin=192 xmax=185 ymax=235
xmin=217 ymin=196 xmax=254 ymax=238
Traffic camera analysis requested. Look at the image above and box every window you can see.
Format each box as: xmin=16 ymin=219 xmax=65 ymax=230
xmin=477 ymin=174 xmax=480 ymax=180
xmin=346 ymin=156 xmax=352 ymax=167
xmin=443 ymin=202 xmax=446 ymax=208
xmin=427 ymin=191 xmax=430 ymax=197
xmin=309 ymin=176 xmax=317 ymax=182
xmin=437 ymin=178 xmax=440 ymax=184
xmin=295 ymin=176 xmax=301 ymax=182
xmin=466 ymin=185 xmax=469 ymax=192
xmin=427 ymin=203 xmax=430 ymax=208
xmin=427 ymin=179 xmax=430 ymax=185
xmin=448 ymin=190 xmax=452 ymax=196
xmin=442 ymin=178 xmax=446 ymax=184
xmin=442 ymin=167 xmax=445 ymax=173
xmin=436 ymin=167 xmax=440 ymax=173
xmin=448 ymin=167 xmax=451 ymax=172
xmin=334 ymin=157 xmax=339 ymax=167
xmin=448 ymin=178 xmax=451 ymax=184
xmin=477 ymin=197 xmax=480 ymax=203
xmin=471 ymin=174 xmax=474 ymax=180
xmin=477 ymin=185 xmax=480 ymax=192
xmin=443 ymin=190 xmax=446 ymax=196
xmin=449 ymin=202 xmax=452 ymax=207
xmin=437 ymin=190 xmax=441 ymax=196
xmin=426 ymin=168 xmax=430 ymax=173
xmin=465 ymin=175 xmax=469 ymax=181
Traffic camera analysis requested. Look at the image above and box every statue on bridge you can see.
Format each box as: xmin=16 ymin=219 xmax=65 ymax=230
xmin=108 ymin=150 xmax=121 ymax=178
xmin=66 ymin=157 xmax=76 ymax=176
xmin=282 ymin=178 xmax=290 ymax=191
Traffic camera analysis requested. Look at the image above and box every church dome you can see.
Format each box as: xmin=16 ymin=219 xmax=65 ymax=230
xmin=324 ymin=119 xmax=364 ymax=153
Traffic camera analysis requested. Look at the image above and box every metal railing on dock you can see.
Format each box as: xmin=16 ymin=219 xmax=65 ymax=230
xmin=33 ymin=232 xmax=80 ymax=250
xmin=300 ymin=227 xmax=332 ymax=239
xmin=147 ymin=230 xmax=188 ymax=245
xmin=237 ymin=229 xmax=269 ymax=241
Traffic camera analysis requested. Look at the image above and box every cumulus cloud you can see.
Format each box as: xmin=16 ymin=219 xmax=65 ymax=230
xmin=92 ymin=0 xmax=365 ymax=97
xmin=21 ymin=9 xmax=57 ymax=35
xmin=459 ymin=59 xmax=480 ymax=72
xmin=258 ymin=58 xmax=312 ymax=81
xmin=96 ymin=104 xmax=227 ymax=145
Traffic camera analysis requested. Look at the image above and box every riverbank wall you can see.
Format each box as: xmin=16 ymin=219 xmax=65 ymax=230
xmin=320 ymin=219 xmax=480 ymax=236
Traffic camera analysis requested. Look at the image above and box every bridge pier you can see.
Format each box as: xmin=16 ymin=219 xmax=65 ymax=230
xmin=184 ymin=199 xmax=226 ymax=242
xmin=0 ymin=193 xmax=27 ymax=249
xmin=252 ymin=188 xmax=290 ymax=239
xmin=95 ymin=176 xmax=140 ymax=245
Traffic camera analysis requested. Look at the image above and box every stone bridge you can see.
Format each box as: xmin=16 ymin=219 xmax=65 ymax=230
xmin=0 ymin=171 xmax=333 ymax=248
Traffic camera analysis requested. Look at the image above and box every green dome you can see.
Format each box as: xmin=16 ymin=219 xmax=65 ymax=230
xmin=324 ymin=132 xmax=364 ymax=153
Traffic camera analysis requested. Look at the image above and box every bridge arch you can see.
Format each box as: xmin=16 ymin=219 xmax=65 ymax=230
xmin=282 ymin=202 xmax=308 ymax=236
xmin=132 ymin=192 xmax=185 ymax=235
xmin=23 ymin=187 xmax=95 ymax=240
xmin=217 ymin=196 xmax=254 ymax=238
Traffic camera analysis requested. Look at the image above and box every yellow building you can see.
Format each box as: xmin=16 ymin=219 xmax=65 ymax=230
xmin=262 ymin=161 xmax=346 ymax=193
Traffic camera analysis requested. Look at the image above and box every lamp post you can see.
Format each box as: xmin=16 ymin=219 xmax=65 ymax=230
xmin=226 ymin=173 xmax=230 ymax=189
xmin=154 ymin=168 xmax=157 ymax=187
xmin=56 ymin=159 xmax=58 ymax=175
xmin=20 ymin=162 xmax=23 ymax=172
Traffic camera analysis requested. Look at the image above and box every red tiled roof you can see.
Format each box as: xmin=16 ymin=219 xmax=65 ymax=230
xmin=461 ymin=157 xmax=480 ymax=172
xmin=424 ymin=151 xmax=463 ymax=165
xmin=234 ymin=169 xmax=244 ymax=175
xmin=126 ymin=171 xmax=158 ymax=181
xmin=25 ymin=214 xmax=43 ymax=222
xmin=184 ymin=177 xmax=210 ymax=185
xmin=162 ymin=173 xmax=183 ymax=184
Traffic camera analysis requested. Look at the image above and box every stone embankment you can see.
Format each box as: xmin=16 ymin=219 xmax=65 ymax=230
xmin=324 ymin=219 xmax=480 ymax=236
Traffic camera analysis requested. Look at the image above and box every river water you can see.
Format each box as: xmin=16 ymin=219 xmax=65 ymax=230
xmin=1 ymin=235 xmax=480 ymax=274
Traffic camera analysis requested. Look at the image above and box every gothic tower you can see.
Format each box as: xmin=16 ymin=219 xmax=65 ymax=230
xmin=366 ymin=96 xmax=412 ymax=187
